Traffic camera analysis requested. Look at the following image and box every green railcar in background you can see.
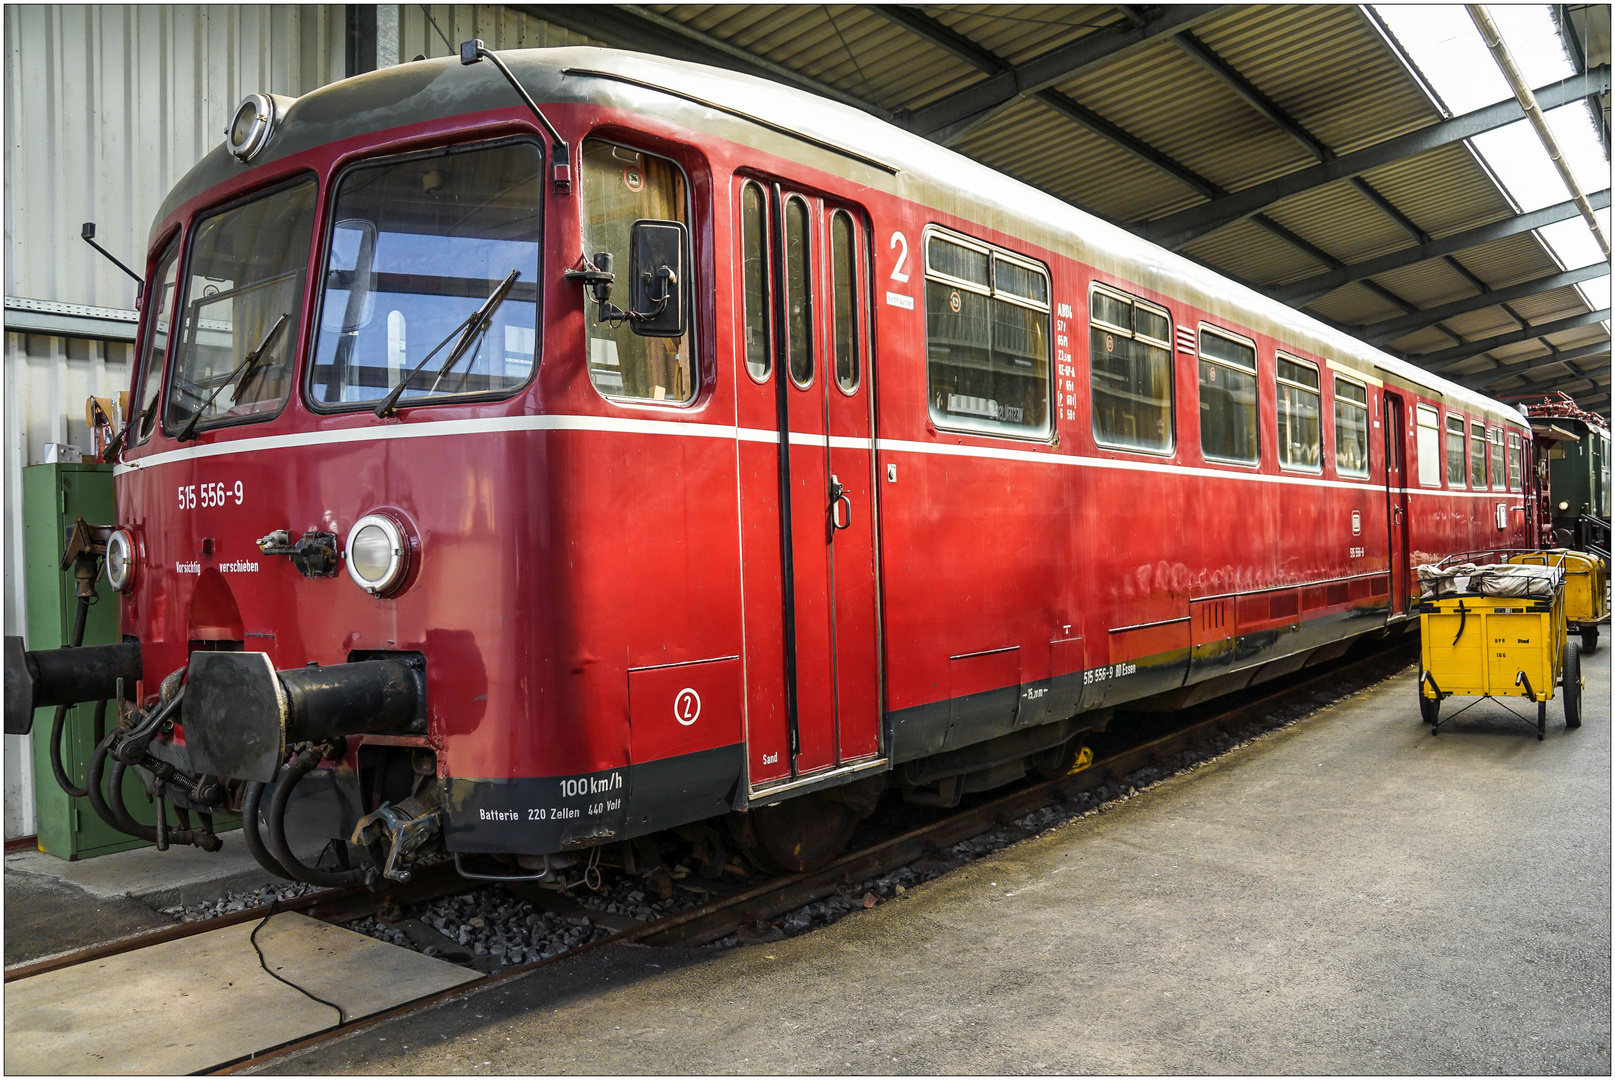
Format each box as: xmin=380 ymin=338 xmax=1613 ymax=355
xmin=1526 ymin=394 xmax=1611 ymax=561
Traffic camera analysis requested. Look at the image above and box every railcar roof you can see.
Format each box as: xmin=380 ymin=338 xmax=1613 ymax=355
xmin=159 ymin=44 xmax=1551 ymax=426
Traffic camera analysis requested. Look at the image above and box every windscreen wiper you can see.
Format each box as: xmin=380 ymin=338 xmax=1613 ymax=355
xmin=374 ymin=269 xmax=520 ymax=418
xmin=175 ymin=312 xmax=290 ymax=442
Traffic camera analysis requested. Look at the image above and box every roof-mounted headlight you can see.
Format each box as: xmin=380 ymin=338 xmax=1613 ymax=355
xmin=226 ymin=93 xmax=276 ymax=162
xmin=345 ymin=514 xmax=409 ymax=596
xmin=105 ymin=528 xmax=137 ymax=592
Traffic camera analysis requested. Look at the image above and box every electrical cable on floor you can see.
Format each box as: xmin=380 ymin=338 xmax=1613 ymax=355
xmin=249 ymin=903 xmax=347 ymax=1026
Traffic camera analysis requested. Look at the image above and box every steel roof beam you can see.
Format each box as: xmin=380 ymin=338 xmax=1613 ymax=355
xmin=515 ymin=4 xmax=893 ymax=119
xmin=1140 ymin=66 xmax=1612 ymax=250
xmin=1170 ymin=30 xmax=1331 ymax=161
xmin=1352 ymin=177 xmax=1426 ymax=240
xmin=1465 ymin=342 xmax=1612 ymax=389
xmin=875 ymin=6 xmax=1224 ymax=201
xmin=904 ymin=5 xmax=1226 ymax=144
xmin=1356 ymin=262 xmax=1612 ymax=344
xmin=1270 ymin=191 xmax=1613 ymax=307
xmin=1500 ymin=373 xmax=1610 ymax=400
xmin=877 ymin=6 xmax=1003 ymax=73
xmin=1416 ymin=307 xmax=1613 ymax=370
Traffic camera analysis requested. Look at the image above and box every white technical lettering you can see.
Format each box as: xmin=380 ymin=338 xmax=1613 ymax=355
xmin=885 ymin=291 xmax=914 ymax=310
xmin=178 ymin=480 xmax=243 ymax=510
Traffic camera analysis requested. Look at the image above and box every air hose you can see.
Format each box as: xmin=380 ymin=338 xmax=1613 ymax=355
xmin=92 ymin=750 xmax=221 ymax=852
xmin=264 ymin=746 xmax=369 ymax=889
xmin=242 ymin=780 xmax=295 ymax=881
xmin=47 ymin=594 xmax=92 ymax=798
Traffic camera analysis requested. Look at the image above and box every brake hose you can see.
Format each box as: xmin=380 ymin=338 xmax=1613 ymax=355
xmin=242 ymin=780 xmax=295 ymax=881
xmin=264 ymin=748 xmax=369 ymax=889
xmin=47 ymin=595 xmax=92 ymax=798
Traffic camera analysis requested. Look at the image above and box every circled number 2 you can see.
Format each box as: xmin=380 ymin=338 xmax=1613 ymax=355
xmin=674 ymin=688 xmax=701 ymax=726
xmin=889 ymin=231 xmax=910 ymax=283
xmin=177 ymin=481 xmax=244 ymax=509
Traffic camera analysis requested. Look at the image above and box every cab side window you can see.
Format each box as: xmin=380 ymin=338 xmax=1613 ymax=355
xmin=581 ymin=139 xmax=693 ymax=402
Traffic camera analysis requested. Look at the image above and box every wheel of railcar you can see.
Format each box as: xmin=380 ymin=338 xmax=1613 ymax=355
xmin=734 ymin=792 xmax=860 ymax=874
xmin=1419 ymin=679 xmax=1441 ymax=725
xmin=1563 ymin=640 xmax=1583 ymax=729
xmin=1580 ymin=625 xmax=1599 ymax=654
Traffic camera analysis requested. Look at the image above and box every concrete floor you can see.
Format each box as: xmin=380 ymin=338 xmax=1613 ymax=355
xmin=260 ymin=652 xmax=1611 ymax=1075
xmin=4 ymin=829 xmax=330 ymax=967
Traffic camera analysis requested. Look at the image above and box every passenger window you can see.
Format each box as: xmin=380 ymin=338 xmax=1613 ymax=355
xmin=1507 ymin=431 xmax=1523 ymax=489
xmin=1275 ymin=354 xmax=1320 ymax=470
xmin=784 ymin=197 xmax=813 ymax=387
xmin=830 ymin=210 xmax=860 ymax=392
xmin=1090 ymin=285 xmax=1172 ymax=453
xmin=741 ymin=183 xmax=771 ymax=381
xmin=1470 ymin=419 xmax=1487 ymax=487
xmin=1415 ymin=404 xmax=1441 ymax=487
xmin=308 ymin=143 xmax=541 ymax=409
xmin=133 ymin=237 xmax=181 ymax=444
xmin=1489 ymin=427 xmax=1505 ymax=489
xmin=1446 ymin=415 xmax=1467 ymax=486
xmin=581 ymin=139 xmax=693 ymax=402
xmin=1198 ymin=327 xmax=1258 ymax=464
xmin=924 ymin=229 xmax=1051 ymax=438
xmin=1334 ymin=376 xmax=1368 ymax=476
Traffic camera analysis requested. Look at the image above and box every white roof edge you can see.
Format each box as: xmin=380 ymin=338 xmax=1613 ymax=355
xmin=556 ymin=48 xmax=1538 ymax=426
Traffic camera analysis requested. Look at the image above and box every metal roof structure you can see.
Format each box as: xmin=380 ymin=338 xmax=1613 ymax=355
xmin=523 ymin=3 xmax=1612 ymax=415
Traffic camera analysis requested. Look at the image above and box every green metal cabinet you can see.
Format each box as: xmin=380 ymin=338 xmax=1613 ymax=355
xmin=23 ymin=462 xmax=153 ymax=858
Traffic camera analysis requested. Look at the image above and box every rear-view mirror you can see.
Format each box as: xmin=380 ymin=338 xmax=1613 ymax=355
xmin=628 ymin=219 xmax=686 ymax=338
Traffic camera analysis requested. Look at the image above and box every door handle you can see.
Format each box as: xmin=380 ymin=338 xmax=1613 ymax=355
xmin=829 ymin=475 xmax=851 ymax=531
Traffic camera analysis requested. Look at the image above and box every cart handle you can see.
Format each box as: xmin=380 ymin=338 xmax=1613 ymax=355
xmin=1514 ymin=670 xmax=1535 ymax=700
xmin=1436 ymin=547 xmax=1544 ymax=569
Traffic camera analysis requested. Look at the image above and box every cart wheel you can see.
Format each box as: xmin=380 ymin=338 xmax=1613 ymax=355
xmin=1563 ymin=639 xmax=1583 ymax=730
xmin=1580 ymin=625 xmax=1598 ymax=654
xmin=1419 ymin=680 xmax=1440 ymax=725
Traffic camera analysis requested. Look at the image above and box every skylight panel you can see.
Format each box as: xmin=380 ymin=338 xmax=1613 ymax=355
xmin=1374 ymin=3 xmax=1610 ymax=324
xmin=1371 ymin=5 xmax=1510 ymax=115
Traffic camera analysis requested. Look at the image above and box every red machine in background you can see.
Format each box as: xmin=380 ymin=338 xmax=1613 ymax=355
xmin=5 ymin=44 xmax=1539 ymax=888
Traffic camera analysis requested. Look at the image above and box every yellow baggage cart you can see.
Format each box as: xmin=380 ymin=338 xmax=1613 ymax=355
xmin=1417 ymin=559 xmax=1584 ymax=740
xmin=1508 ymin=549 xmax=1609 ymax=655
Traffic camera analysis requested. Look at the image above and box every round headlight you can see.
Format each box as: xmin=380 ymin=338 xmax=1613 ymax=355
xmin=105 ymin=528 xmax=136 ymax=592
xmin=1559 ymin=501 xmax=1570 ymax=511
xmin=226 ymin=93 xmax=276 ymax=162
xmin=345 ymin=514 xmax=408 ymax=595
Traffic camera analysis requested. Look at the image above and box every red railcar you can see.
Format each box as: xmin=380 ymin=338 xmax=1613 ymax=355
xmin=6 ymin=47 xmax=1537 ymax=884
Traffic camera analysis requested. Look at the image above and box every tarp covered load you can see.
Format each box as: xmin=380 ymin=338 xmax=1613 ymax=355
xmin=1417 ymin=562 xmax=1564 ymax=600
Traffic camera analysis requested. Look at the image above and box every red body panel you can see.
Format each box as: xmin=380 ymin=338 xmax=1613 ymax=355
xmin=111 ymin=80 xmax=1532 ymax=855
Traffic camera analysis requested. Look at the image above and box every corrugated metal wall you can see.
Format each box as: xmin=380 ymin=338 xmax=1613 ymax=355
xmin=391 ymin=4 xmax=595 ymax=63
xmin=2 ymin=4 xmax=347 ymax=838
xmin=1 ymin=4 xmax=588 ymax=839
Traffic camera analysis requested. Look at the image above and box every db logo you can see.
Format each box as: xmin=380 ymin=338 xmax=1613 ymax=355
xmin=674 ymin=688 xmax=701 ymax=726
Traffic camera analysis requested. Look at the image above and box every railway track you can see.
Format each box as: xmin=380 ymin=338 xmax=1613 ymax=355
xmin=5 ymin=635 xmax=1417 ymax=1074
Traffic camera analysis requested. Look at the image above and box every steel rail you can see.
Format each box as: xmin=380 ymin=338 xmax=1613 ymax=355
xmin=1 ymin=859 xmax=468 ymax=984
xmin=204 ymin=635 xmax=1418 ymax=1074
